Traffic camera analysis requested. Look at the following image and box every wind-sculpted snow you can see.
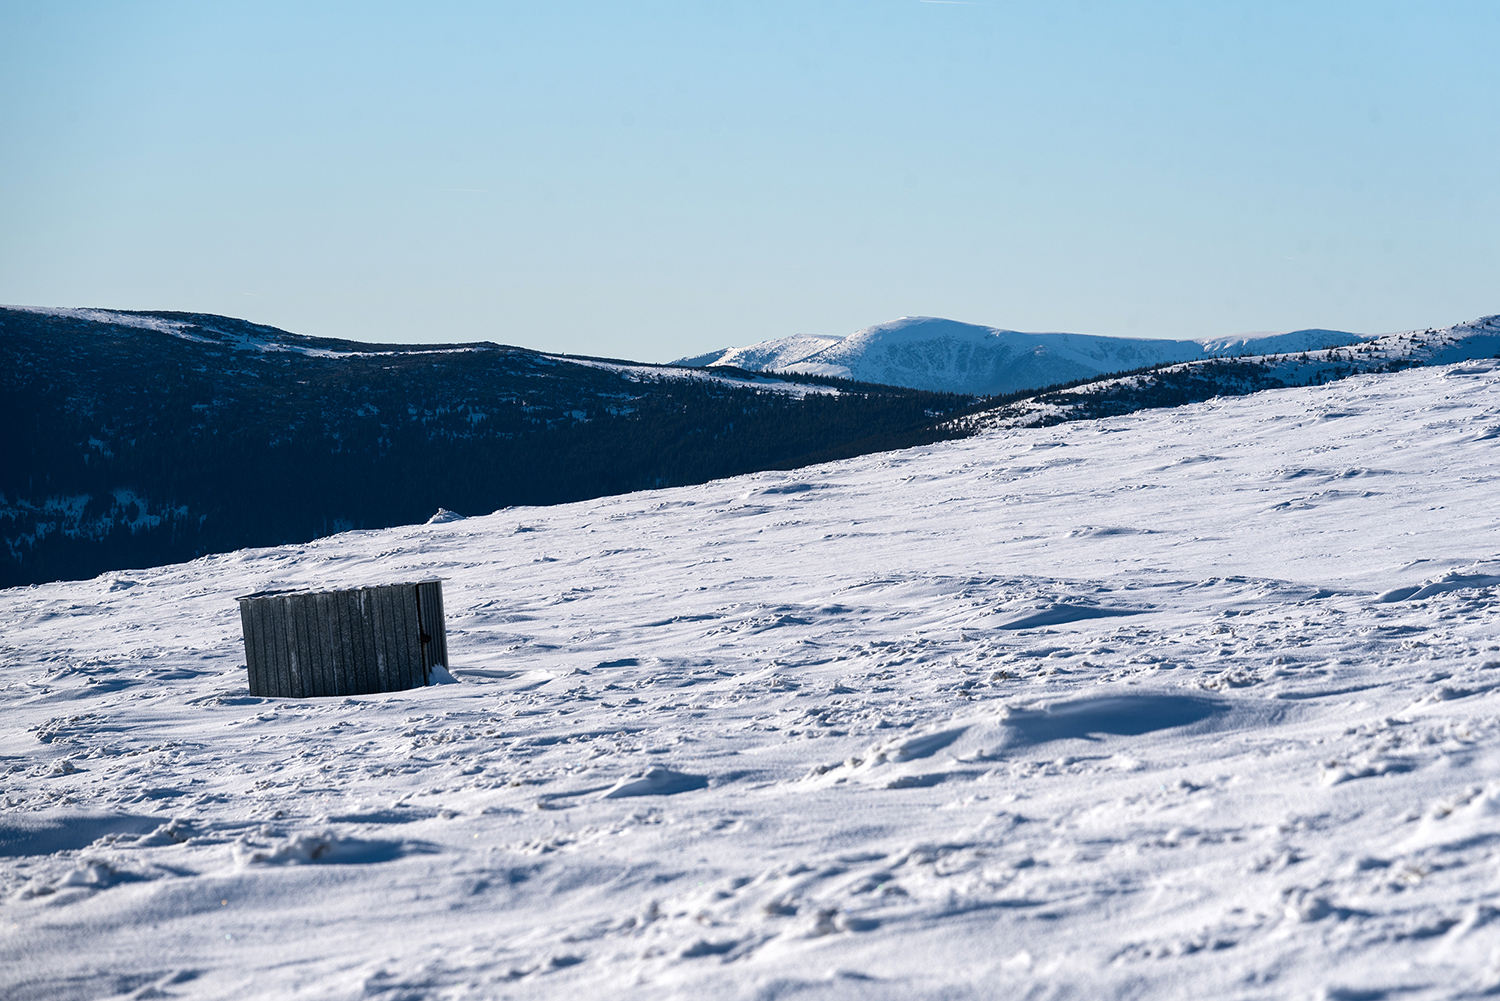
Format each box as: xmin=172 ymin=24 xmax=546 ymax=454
xmin=681 ymin=315 xmax=1373 ymax=395
xmin=4 ymin=359 xmax=1500 ymax=998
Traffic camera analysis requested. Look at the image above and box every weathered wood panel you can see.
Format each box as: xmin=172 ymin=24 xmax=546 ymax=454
xmin=416 ymin=580 xmax=448 ymax=676
xmin=313 ymin=590 xmax=337 ymax=697
xmin=349 ymin=586 xmax=377 ymax=695
xmin=240 ymin=599 xmax=267 ymax=696
xmin=294 ymin=591 xmax=320 ymax=697
xmin=264 ymin=596 xmax=289 ymax=699
xmin=238 ymin=581 xmax=448 ymax=698
xmin=402 ymin=586 xmax=425 ymax=689
xmin=373 ymin=584 xmax=400 ymax=692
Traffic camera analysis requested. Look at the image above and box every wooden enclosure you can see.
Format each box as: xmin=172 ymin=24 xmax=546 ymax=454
xmin=237 ymin=581 xmax=448 ymax=698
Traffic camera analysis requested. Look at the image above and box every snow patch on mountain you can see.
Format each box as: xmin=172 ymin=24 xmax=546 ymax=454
xmin=701 ymin=335 xmax=845 ymax=373
xmin=679 ymin=315 xmax=1374 ymax=395
xmin=2 ymin=305 xmax=195 ymax=336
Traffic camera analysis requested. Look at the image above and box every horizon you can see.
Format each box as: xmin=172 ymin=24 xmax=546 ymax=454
xmin=2 ymin=300 xmax=1426 ymax=360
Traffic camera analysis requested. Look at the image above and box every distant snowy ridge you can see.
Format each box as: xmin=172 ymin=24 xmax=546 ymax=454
xmin=678 ymin=316 xmax=1373 ymax=396
xmin=2 ymin=303 xmax=835 ymax=394
xmin=693 ymin=334 xmax=844 ymax=373
xmin=0 ymin=303 xmax=352 ymax=355
xmin=966 ymin=313 xmax=1500 ymax=434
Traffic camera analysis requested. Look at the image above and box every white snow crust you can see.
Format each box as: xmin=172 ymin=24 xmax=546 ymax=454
xmin=5 ymin=357 xmax=1500 ymax=999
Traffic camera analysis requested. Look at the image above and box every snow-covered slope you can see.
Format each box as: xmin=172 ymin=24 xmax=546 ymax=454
xmin=969 ymin=313 xmax=1500 ymax=433
xmin=5 ymin=347 xmax=1500 ymax=998
xmin=689 ymin=335 xmax=845 ymax=373
xmin=680 ymin=316 xmax=1371 ymax=395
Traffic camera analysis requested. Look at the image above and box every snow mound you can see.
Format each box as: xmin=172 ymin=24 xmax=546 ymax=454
xmin=601 ymin=767 xmax=710 ymax=798
xmin=233 ymin=830 xmax=409 ymax=866
xmin=427 ymin=663 xmax=460 ymax=685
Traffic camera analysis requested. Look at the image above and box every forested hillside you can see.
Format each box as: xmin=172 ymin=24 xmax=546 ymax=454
xmin=0 ymin=308 xmax=976 ymax=586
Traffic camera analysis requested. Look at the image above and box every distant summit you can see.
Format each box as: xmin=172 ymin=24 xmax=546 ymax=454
xmin=677 ymin=316 xmax=1371 ymax=396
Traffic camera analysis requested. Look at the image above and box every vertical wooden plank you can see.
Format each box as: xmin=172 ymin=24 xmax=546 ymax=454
xmin=417 ymin=581 xmax=448 ymax=678
xmin=317 ymin=591 xmax=337 ymax=696
xmin=393 ymin=584 xmax=417 ymax=691
xmin=253 ymin=598 xmax=274 ymax=698
xmin=351 ymin=587 xmax=378 ymax=696
xmin=412 ymin=583 xmax=426 ymax=683
xmin=373 ymin=585 xmax=399 ymax=692
xmin=260 ymin=596 xmax=278 ymax=698
xmin=310 ymin=594 xmax=334 ymax=696
xmin=318 ymin=591 xmax=339 ymax=697
xmin=399 ymin=585 xmax=423 ymax=689
xmin=257 ymin=597 xmax=278 ymax=698
xmin=352 ymin=587 xmax=374 ymax=694
xmin=386 ymin=586 xmax=407 ymax=690
xmin=239 ymin=599 xmax=265 ymax=696
xmin=430 ymin=582 xmax=448 ymax=671
xmin=294 ymin=594 xmax=315 ymax=696
xmin=281 ymin=594 xmax=301 ymax=699
xmin=266 ymin=596 xmax=292 ymax=699
xmin=366 ymin=585 xmax=385 ymax=692
xmin=329 ymin=589 xmax=355 ymax=696
xmin=277 ymin=596 xmax=297 ymax=698
xmin=293 ymin=593 xmax=315 ymax=698
xmin=251 ymin=597 xmax=276 ymax=696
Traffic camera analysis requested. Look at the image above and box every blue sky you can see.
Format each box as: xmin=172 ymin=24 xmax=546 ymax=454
xmin=2 ymin=1 xmax=1496 ymax=359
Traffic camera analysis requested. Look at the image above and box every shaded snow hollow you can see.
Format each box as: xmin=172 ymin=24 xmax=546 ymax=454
xmin=682 ymin=315 xmax=1371 ymax=395
xmin=4 ymin=357 xmax=1500 ymax=998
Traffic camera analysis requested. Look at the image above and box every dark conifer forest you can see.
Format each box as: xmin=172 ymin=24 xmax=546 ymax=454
xmin=0 ymin=309 xmax=979 ymax=586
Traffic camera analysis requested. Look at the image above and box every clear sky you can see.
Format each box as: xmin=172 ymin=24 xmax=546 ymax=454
xmin=2 ymin=2 xmax=1497 ymax=360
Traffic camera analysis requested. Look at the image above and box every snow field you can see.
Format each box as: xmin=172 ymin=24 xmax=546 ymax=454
xmin=3 ymin=360 xmax=1500 ymax=999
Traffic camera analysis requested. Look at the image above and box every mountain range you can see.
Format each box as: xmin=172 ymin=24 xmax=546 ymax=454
xmin=677 ymin=315 xmax=1373 ymax=395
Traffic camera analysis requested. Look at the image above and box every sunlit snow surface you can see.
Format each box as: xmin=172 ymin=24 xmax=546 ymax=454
xmin=5 ymin=361 xmax=1500 ymax=1000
